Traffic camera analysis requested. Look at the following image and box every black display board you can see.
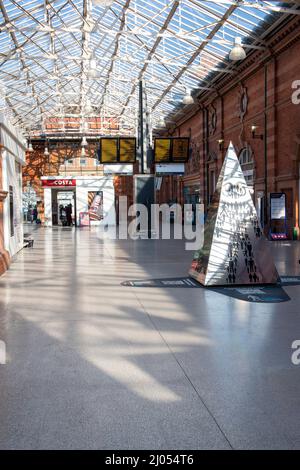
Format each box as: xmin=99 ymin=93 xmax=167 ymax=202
xmin=154 ymin=137 xmax=189 ymax=163
xmin=99 ymin=137 xmax=136 ymax=164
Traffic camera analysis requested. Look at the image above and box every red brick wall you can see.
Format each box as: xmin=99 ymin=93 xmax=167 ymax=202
xmin=159 ymin=16 xmax=300 ymax=238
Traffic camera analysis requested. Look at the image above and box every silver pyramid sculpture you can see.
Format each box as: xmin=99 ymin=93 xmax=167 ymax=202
xmin=189 ymin=142 xmax=279 ymax=286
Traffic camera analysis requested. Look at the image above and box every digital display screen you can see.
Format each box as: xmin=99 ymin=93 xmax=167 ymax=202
xmin=101 ymin=138 xmax=118 ymax=163
xmin=154 ymin=138 xmax=190 ymax=163
xmin=172 ymin=138 xmax=189 ymax=162
xmin=119 ymin=138 xmax=136 ymax=163
xmin=154 ymin=139 xmax=172 ymax=163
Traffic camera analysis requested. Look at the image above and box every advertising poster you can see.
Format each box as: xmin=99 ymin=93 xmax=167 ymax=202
xmin=270 ymin=193 xmax=286 ymax=220
xmin=88 ymin=191 xmax=103 ymax=221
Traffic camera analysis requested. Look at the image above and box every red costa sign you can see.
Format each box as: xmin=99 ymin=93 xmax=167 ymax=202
xmin=42 ymin=179 xmax=76 ymax=187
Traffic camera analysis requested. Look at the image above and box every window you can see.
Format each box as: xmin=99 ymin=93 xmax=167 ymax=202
xmin=67 ymin=159 xmax=74 ymax=165
xmin=80 ymin=159 xmax=86 ymax=166
xmin=239 ymin=147 xmax=254 ymax=186
xmin=209 ymin=169 xmax=216 ymax=203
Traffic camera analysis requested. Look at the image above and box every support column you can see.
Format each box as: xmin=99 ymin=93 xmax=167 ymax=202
xmin=0 ymin=144 xmax=10 ymax=275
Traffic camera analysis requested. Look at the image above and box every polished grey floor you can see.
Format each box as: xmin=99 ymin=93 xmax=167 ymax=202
xmin=0 ymin=226 xmax=300 ymax=449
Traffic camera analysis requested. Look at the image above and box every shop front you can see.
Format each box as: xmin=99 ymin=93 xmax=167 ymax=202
xmin=41 ymin=176 xmax=115 ymax=227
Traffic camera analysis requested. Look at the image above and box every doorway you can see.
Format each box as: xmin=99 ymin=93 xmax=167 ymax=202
xmin=51 ymin=189 xmax=76 ymax=226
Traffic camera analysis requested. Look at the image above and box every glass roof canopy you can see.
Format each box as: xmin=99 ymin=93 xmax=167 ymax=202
xmin=0 ymin=0 xmax=298 ymax=138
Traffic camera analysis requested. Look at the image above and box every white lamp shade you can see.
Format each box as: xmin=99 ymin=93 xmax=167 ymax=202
xmin=182 ymin=90 xmax=194 ymax=105
xmin=44 ymin=147 xmax=49 ymax=156
xmin=81 ymin=136 xmax=88 ymax=147
xmin=27 ymin=142 xmax=34 ymax=152
xmin=229 ymin=37 xmax=246 ymax=61
xmin=85 ymin=100 xmax=93 ymax=113
xmin=158 ymin=116 xmax=165 ymax=128
xmin=90 ymin=58 xmax=97 ymax=70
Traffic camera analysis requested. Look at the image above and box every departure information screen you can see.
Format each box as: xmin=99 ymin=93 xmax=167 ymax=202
xmin=172 ymin=138 xmax=189 ymax=162
xmin=100 ymin=138 xmax=118 ymax=163
xmin=119 ymin=137 xmax=136 ymax=163
xmin=154 ymin=138 xmax=189 ymax=163
xmin=154 ymin=139 xmax=172 ymax=162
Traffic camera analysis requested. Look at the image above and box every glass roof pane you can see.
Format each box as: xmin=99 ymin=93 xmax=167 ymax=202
xmin=0 ymin=0 xmax=297 ymax=135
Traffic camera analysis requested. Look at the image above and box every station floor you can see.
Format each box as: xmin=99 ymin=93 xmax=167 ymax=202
xmin=0 ymin=226 xmax=300 ymax=450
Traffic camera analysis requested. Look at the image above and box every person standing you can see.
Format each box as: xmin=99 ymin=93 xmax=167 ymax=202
xmin=33 ymin=205 xmax=38 ymax=223
xmin=66 ymin=204 xmax=73 ymax=226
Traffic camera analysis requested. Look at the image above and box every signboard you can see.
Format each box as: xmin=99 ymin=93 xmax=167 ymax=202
xmin=41 ymin=178 xmax=76 ymax=187
xmin=154 ymin=137 xmax=189 ymax=163
xmin=270 ymin=193 xmax=286 ymax=220
xmin=103 ymin=164 xmax=133 ymax=175
xmin=121 ymin=277 xmax=290 ymax=303
xmin=100 ymin=138 xmax=118 ymax=163
xmin=88 ymin=191 xmax=103 ymax=221
xmin=155 ymin=163 xmax=185 ymax=175
xmin=119 ymin=137 xmax=136 ymax=163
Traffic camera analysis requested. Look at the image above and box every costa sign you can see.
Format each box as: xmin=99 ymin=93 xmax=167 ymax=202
xmin=42 ymin=179 xmax=76 ymax=187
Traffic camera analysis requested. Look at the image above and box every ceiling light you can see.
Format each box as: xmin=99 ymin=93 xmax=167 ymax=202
xmin=182 ymin=89 xmax=194 ymax=105
xmin=88 ymin=57 xmax=98 ymax=77
xmin=85 ymin=103 xmax=93 ymax=114
xmin=157 ymin=115 xmax=165 ymax=128
xmin=44 ymin=145 xmax=49 ymax=156
xmin=90 ymin=58 xmax=97 ymax=70
xmin=81 ymin=147 xmax=86 ymax=157
xmin=27 ymin=141 xmax=34 ymax=152
xmin=229 ymin=37 xmax=246 ymax=61
xmin=81 ymin=136 xmax=88 ymax=147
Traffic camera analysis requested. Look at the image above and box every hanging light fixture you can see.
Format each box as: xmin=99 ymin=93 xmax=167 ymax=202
xmin=44 ymin=144 xmax=49 ymax=156
xmin=81 ymin=147 xmax=86 ymax=157
xmin=89 ymin=57 xmax=97 ymax=77
xmin=81 ymin=136 xmax=88 ymax=147
xmin=229 ymin=37 xmax=246 ymax=61
xmin=90 ymin=58 xmax=97 ymax=70
xmin=182 ymin=89 xmax=194 ymax=105
xmin=27 ymin=140 xmax=34 ymax=152
xmin=85 ymin=99 xmax=93 ymax=114
xmin=158 ymin=115 xmax=165 ymax=128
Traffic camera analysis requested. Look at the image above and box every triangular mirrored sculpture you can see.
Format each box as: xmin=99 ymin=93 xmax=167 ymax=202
xmin=189 ymin=142 xmax=279 ymax=286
